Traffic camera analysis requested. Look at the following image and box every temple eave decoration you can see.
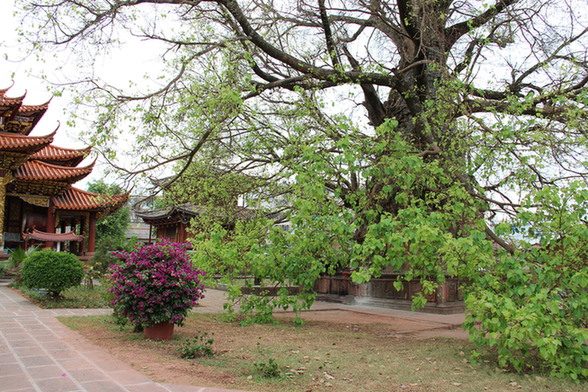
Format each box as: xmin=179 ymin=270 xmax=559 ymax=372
xmin=23 ymin=228 xmax=84 ymax=243
xmin=0 ymin=87 xmax=49 ymax=135
xmin=7 ymin=179 xmax=71 ymax=197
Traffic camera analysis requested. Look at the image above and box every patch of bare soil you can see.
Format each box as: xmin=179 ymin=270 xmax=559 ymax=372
xmin=274 ymin=309 xmax=466 ymax=338
xmin=83 ymin=321 xmax=243 ymax=389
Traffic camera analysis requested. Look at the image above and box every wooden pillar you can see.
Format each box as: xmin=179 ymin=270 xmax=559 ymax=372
xmin=178 ymin=223 xmax=184 ymax=242
xmin=69 ymin=218 xmax=74 ymax=253
xmin=88 ymin=211 xmax=97 ymax=253
xmin=0 ymin=172 xmax=14 ymax=252
xmin=45 ymin=199 xmax=56 ymax=249
xmin=58 ymin=220 xmax=66 ymax=252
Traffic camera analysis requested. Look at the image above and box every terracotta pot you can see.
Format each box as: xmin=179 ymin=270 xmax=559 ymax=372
xmin=143 ymin=321 xmax=174 ymax=340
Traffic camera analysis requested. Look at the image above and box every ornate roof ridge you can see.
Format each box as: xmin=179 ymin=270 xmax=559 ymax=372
xmin=18 ymin=97 xmax=51 ymax=113
xmin=15 ymin=159 xmax=94 ymax=182
xmin=30 ymin=144 xmax=92 ymax=162
xmin=53 ymin=186 xmax=129 ymax=212
xmin=0 ymin=130 xmax=56 ymax=150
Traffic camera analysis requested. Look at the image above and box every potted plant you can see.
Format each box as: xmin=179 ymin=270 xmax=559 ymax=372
xmin=109 ymin=240 xmax=205 ymax=340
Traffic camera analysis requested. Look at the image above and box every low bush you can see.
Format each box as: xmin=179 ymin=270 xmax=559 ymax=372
xmin=178 ymin=331 xmax=215 ymax=358
xmin=254 ymin=358 xmax=282 ymax=378
xmin=21 ymin=250 xmax=84 ymax=297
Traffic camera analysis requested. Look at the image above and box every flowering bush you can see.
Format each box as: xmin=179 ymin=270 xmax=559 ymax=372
xmin=109 ymin=240 xmax=205 ymax=328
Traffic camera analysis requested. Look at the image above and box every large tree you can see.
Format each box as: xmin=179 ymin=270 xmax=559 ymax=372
xmin=18 ymin=1 xmax=588 ymax=377
xmin=19 ymin=0 xmax=588 ymax=242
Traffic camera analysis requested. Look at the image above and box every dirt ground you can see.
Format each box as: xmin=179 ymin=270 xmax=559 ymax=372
xmin=65 ymin=308 xmax=470 ymax=392
xmin=273 ymin=309 xmax=469 ymax=339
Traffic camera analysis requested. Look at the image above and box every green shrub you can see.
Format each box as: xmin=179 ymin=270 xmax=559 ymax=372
xmin=4 ymin=246 xmax=40 ymax=283
xmin=90 ymin=236 xmax=137 ymax=274
xmin=465 ymin=184 xmax=588 ymax=381
xmin=178 ymin=331 xmax=215 ymax=359
xmin=0 ymin=261 xmax=8 ymax=276
xmin=21 ymin=250 xmax=84 ymax=297
xmin=254 ymin=358 xmax=281 ymax=378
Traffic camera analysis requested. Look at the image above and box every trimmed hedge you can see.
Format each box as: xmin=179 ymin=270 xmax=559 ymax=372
xmin=21 ymin=250 xmax=84 ymax=296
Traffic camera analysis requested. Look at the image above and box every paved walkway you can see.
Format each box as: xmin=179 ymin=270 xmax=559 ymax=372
xmin=0 ymin=283 xmax=248 ymax=392
xmin=0 ymin=282 xmax=465 ymax=392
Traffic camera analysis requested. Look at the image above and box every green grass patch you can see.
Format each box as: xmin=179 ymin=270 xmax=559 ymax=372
xmin=17 ymin=285 xmax=110 ymax=308
xmin=59 ymin=313 xmax=587 ymax=392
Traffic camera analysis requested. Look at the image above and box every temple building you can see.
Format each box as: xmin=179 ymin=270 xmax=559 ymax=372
xmin=135 ymin=203 xmax=258 ymax=243
xmin=0 ymin=83 xmax=127 ymax=259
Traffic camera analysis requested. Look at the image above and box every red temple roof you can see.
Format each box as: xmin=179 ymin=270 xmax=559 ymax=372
xmin=18 ymin=101 xmax=50 ymax=114
xmin=0 ymin=92 xmax=25 ymax=106
xmin=30 ymin=145 xmax=91 ymax=166
xmin=0 ymin=85 xmax=50 ymax=135
xmin=22 ymin=228 xmax=84 ymax=243
xmin=0 ymin=82 xmax=14 ymax=95
xmin=1 ymin=79 xmax=129 ymax=254
xmin=15 ymin=159 xmax=94 ymax=183
xmin=0 ymin=131 xmax=55 ymax=152
xmin=53 ymin=186 xmax=129 ymax=211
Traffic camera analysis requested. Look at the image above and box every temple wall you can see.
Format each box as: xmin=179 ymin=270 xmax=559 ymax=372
xmin=314 ymin=273 xmax=464 ymax=314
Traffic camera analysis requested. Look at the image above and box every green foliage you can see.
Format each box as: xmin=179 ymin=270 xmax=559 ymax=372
xmin=465 ymin=183 xmax=588 ymax=380
xmin=4 ymin=246 xmax=41 ymax=284
xmin=87 ymin=179 xmax=132 ymax=273
xmin=254 ymin=358 xmax=282 ymax=378
xmin=167 ymin=162 xmax=257 ymax=209
xmin=6 ymin=246 xmax=40 ymax=269
xmin=192 ymin=217 xmax=330 ymax=324
xmin=7 ymin=247 xmax=27 ymax=269
xmin=178 ymin=331 xmax=215 ymax=359
xmin=91 ymin=236 xmax=137 ymax=274
xmin=87 ymin=180 xmax=130 ymax=243
xmin=0 ymin=261 xmax=8 ymax=276
xmin=21 ymin=250 xmax=84 ymax=297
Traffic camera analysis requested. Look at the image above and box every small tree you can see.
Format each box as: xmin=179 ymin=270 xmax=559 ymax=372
xmin=87 ymin=180 xmax=132 ymax=272
xmin=21 ymin=250 xmax=84 ymax=297
xmin=87 ymin=180 xmax=130 ymax=242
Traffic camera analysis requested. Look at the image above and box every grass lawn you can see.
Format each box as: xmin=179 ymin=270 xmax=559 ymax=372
xmin=59 ymin=313 xmax=586 ymax=392
xmin=13 ymin=285 xmax=110 ymax=308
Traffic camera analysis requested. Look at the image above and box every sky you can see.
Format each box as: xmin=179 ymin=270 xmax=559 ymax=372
xmin=0 ymin=0 xmax=102 ymax=188
xmin=0 ymin=0 xmax=164 ymax=190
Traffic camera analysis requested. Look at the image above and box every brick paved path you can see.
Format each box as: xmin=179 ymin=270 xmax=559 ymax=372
xmin=0 ymin=283 xmax=247 ymax=392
